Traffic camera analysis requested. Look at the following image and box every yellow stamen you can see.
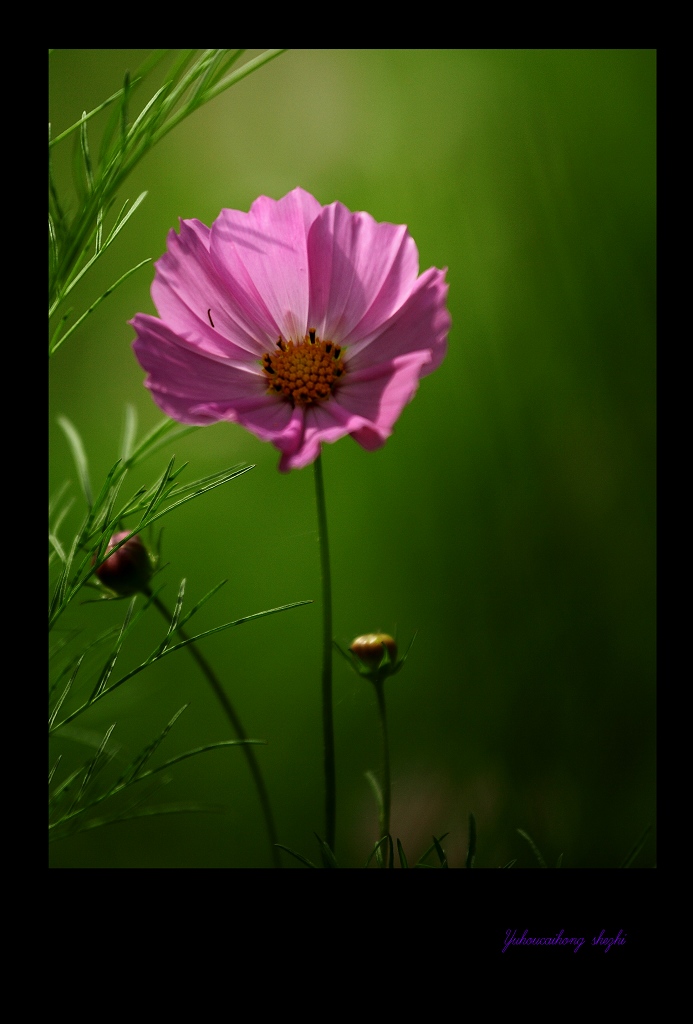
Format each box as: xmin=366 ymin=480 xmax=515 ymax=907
xmin=260 ymin=331 xmax=346 ymax=406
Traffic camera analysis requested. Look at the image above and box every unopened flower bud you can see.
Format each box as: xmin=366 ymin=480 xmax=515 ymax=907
xmin=94 ymin=532 xmax=152 ymax=596
xmin=349 ymin=633 xmax=398 ymax=670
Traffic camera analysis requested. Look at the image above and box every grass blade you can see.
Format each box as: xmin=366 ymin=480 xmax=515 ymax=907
xmin=50 ymin=259 xmax=151 ymax=355
xmin=432 ymin=835 xmax=448 ymax=868
xmin=119 ymin=404 xmax=138 ymax=462
xmin=166 ymin=579 xmax=226 ymax=637
xmin=57 ymin=416 xmax=92 ymax=507
xmin=79 ymin=112 xmax=94 ymax=192
xmin=132 ymin=739 xmax=265 ymax=782
xmin=466 ymin=812 xmax=477 ymax=869
xmin=620 ymin=825 xmax=652 ymax=868
xmin=415 ymin=832 xmax=450 ymax=867
xmin=364 ymin=769 xmax=384 ymax=820
xmin=139 ymin=454 xmax=177 ymax=524
xmin=154 ymin=600 xmax=314 ymax=660
xmin=49 ymin=765 xmax=87 ymax=808
xmin=63 ymin=801 xmax=221 ymax=837
xmin=88 ymin=598 xmax=136 ymax=702
xmin=274 ymin=845 xmax=317 ymax=869
xmin=48 ymin=655 xmax=85 ymax=729
xmin=86 ymin=458 xmax=123 ymax=529
xmin=125 ymin=417 xmax=194 ymax=466
xmin=51 ymin=77 xmax=146 ymax=148
xmin=48 ymin=756 xmax=62 ymax=786
xmin=200 ymin=49 xmax=287 ymax=106
xmin=69 ymin=722 xmax=117 ymax=811
xmin=516 ymin=828 xmax=547 ymax=868
xmin=314 ymin=833 xmax=339 ymax=868
xmin=114 ymin=704 xmax=190 ymax=787
xmin=51 ymin=739 xmax=261 ymax=834
xmin=397 ymin=629 xmax=418 ymax=668
xmin=142 ymin=465 xmax=254 ymax=527
xmin=365 ymin=835 xmax=391 ymax=868
xmin=167 ymin=579 xmax=186 ymax=640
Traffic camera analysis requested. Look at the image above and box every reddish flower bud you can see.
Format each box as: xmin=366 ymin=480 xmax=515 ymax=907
xmin=94 ymin=532 xmax=152 ymax=596
xmin=349 ymin=633 xmax=398 ymax=670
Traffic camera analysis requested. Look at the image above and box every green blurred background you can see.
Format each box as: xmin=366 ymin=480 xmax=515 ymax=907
xmin=48 ymin=49 xmax=656 ymax=868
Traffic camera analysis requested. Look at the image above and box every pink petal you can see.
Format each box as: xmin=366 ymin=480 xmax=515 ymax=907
xmin=190 ymin=397 xmax=301 ymax=445
xmin=271 ymin=405 xmax=305 ymax=454
xmin=132 ymin=314 xmax=262 ymax=391
xmin=274 ymin=401 xmax=357 ymax=472
xmin=133 ymin=312 xmax=265 ymax=402
xmin=150 ymin=219 xmax=266 ymax=360
xmin=336 ymin=350 xmax=434 ymax=447
xmin=276 ymin=408 xmax=324 ymax=471
xmin=132 ymin=316 xmax=313 ymax=444
xmin=210 ymin=188 xmax=323 ymax=345
xmin=345 ymin=267 xmax=450 ymax=375
xmin=183 ymin=218 xmax=212 ymax=250
xmin=307 ymin=203 xmax=419 ymax=344
xmin=279 ymin=437 xmax=320 ymax=472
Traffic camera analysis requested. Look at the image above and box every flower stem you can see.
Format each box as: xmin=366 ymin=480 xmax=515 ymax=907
xmin=373 ymin=677 xmax=391 ymax=848
xmin=148 ymin=591 xmax=281 ymax=868
xmin=313 ymin=452 xmax=336 ymax=855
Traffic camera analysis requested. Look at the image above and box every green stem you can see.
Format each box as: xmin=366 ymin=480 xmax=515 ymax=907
xmin=373 ymin=677 xmax=391 ymax=849
xmin=148 ymin=592 xmax=281 ymax=868
xmin=313 ymin=452 xmax=336 ymax=855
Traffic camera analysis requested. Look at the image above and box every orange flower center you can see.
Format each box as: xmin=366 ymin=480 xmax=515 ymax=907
xmin=261 ymin=330 xmax=345 ymax=406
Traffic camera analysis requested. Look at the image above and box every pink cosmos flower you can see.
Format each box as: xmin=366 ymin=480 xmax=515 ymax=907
xmin=131 ymin=187 xmax=450 ymax=472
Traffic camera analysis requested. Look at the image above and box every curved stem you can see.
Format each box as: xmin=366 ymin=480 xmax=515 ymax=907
xmin=148 ymin=591 xmax=281 ymax=868
xmin=373 ymin=678 xmax=391 ymax=850
xmin=313 ymin=452 xmax=336 ymax=855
